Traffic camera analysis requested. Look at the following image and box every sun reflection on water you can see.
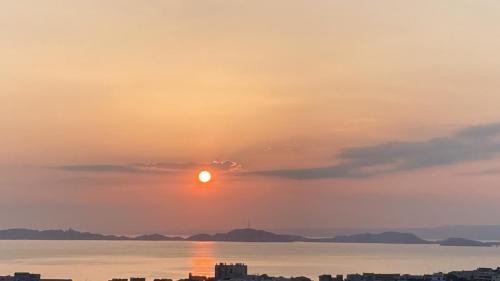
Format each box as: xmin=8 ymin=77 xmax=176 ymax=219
xmin=190 ymin=242 xmax=216 ymax=277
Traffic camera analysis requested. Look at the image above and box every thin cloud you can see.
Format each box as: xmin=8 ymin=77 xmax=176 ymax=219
xmin=53 ymin=164 xmax=140 ymax=173
xmin=210 ymin=160 xmax=243 ymax=172
xmin=460 ymin=168 xmax=500 ymax=176
xmin=52 ymin=160 xmax=243 ymax=174
xmin=257 ymin=122 xmax=500 ymax=180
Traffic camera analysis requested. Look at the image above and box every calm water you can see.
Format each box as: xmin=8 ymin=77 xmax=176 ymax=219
xmin=1 ymin=241 xmax=500 ymax=281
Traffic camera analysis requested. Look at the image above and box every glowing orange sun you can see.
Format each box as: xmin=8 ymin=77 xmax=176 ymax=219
xmin=198 ymin=170 xmax=212 ymax=183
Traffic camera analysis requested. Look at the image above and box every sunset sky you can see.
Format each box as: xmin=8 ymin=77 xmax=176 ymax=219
xmin=2 ymin=1 xmax=500 ymax=235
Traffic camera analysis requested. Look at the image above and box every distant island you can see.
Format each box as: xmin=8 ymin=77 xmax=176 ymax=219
xmin=0 ymin=228 xmax=498 ymax=247
xmin=328 ymin=231 xmax=431 ymax=244
xmin=188 ymin=228 xmax=307 ymax=242
xmin=438 ymin=237 xmax=493 ymax=247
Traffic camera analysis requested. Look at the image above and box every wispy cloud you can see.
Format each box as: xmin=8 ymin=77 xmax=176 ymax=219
xmin=210 ymin=160 xmax=243 ymax=172
xmin=52 ymin=160 xmax=242 ymax=174
xmin=53 ymin=164 xmax=141 ymax=173
xmin=459 ymin=168 xmax=500 ymax=176
xmin=257 ymin=122 xmax=500 ymax=180
xmin=52 ymin=122 xmax=500 ymax=180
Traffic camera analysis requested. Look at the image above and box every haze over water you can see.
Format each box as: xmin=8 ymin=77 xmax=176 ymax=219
xmin=1 ymin=241 xmax=500 ymax=281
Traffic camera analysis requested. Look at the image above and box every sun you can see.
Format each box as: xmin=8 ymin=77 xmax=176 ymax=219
xmin=198 ymin=170 xmax=212 ymax=183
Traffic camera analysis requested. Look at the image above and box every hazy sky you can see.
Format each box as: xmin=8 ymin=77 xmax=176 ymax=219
xmin=2 ymin=1 xmax=500 ymax=235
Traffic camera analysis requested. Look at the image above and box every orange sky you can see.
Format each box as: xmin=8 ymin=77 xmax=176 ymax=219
xmin=2 ymin=1 xmax=500 ymax=234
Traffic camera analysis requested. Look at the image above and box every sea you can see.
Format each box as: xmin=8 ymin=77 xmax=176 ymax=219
xmin=1 ymin=240 xmax=500 ymax=281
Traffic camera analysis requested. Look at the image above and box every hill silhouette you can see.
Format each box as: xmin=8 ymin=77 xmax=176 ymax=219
xmin=0 ymin=227 xmax=496 ymax=247
xmin=331 ymin=231 xmax=431 ymax=244
xmin=0 ymin=228 xmax=129 ymax=240
xmin=188 ymin=228 xmax=307 ymax=242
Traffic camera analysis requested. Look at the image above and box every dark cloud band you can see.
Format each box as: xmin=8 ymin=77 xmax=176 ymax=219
xmin=52 ymin=160 xmax=242 ymax=174
xmin=256 ymin=122 xmax=500 ymax=180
